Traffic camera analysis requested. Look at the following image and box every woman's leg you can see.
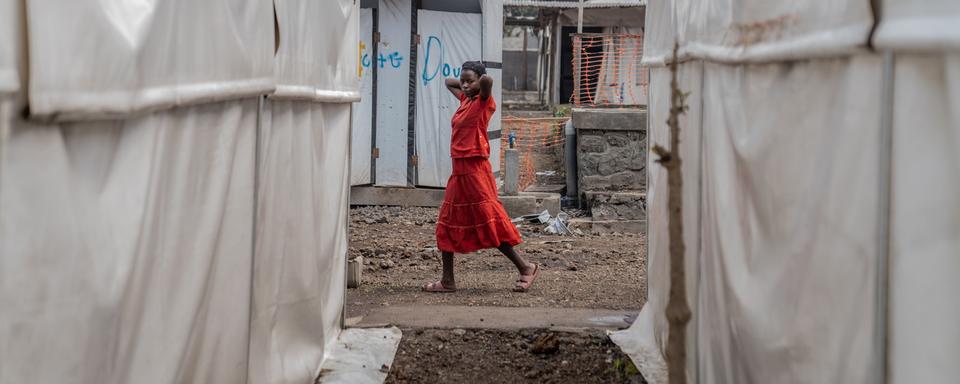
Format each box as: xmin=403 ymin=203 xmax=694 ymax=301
xmin=441 ymin=251 xmax=456 ymax=288
xmin=497 ymin=243 xmax=536 ymax=275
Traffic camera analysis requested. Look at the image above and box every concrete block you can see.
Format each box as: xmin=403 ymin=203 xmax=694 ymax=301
xmin=350 ymin=186 xmax=445 ymax=207
xmin=499 ymin=192 xmax=561 ymax=218
xmin=347 ymin=256 xmax=363 ymax=288
xmin=504 ymin=148 xmax=519 ymax=196
xmin=572 ymin=108 xmax=646 ymax=132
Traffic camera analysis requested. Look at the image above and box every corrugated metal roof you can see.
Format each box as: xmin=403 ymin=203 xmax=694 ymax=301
xmin=503 ymin=0 xmax=644 ymax=8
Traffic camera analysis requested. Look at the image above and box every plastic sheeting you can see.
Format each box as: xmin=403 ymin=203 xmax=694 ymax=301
xmin=274 ymin=0 xmax=360 ymax=102
xmin=641 ymin=0 xmax=874 ymax=65
xmin=619 ymin=1 xmax=960 ymax=383
xmin=873 ymin=0 xmax=960 ymax=51
xmin=0 ymin=0 xmax=21 ymax=94
xmin=375 ymin=0 xmax=413 ymax=187
xmin=887 ymin=53 xmax=960 ymax=384
xmin=352 ymin=9 xmax=375 ymax=186
xmin=25 ymin=0 xmax=275 ymax=119
xmin=612 ymin=62 xmax=703 ymax=383
xmin=696 ymin=58 xmax=884 ymax=384
xmin=2 ymin=0 xmax=360 ymax=382
xmin=481 ymin=0 xmax=504 ymax=175
xmin=0 ymin=99 xmax=258 ymax=384
xmin=250 ymin=100 xmax=351 ymax=384
xmin=415 ymin=10 xmax=482 ymax=187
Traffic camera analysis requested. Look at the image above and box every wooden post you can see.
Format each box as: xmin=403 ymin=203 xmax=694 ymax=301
xmin=573 ymin=34 xmax=581 ymax=106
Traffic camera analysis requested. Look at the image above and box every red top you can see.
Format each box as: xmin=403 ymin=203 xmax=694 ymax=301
xmin=450 ymin=93 xmax=496 ymax=158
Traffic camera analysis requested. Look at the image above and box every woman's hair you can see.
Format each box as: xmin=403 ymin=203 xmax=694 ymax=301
xmin=461 ymin=60 xmax=486 ymax=76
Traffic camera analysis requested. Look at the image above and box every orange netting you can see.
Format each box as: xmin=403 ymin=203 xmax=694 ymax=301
xmin=500 ymin=116 xmax=569 ymax=192
xmin=571 ymin=33 xmax=648 ymax=108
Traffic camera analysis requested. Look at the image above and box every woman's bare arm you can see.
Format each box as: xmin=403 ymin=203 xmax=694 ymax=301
xmin=445 ymin=78 xmax=463 ymax=98
xmin=478 ymin=74 xmax=493 ymax=100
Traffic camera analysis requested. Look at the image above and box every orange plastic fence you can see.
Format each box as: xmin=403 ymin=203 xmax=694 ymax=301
xmin=571 ymin=33 xmax=647 ymax=107
xmin=500 ymin=116 xmax=569 ymax=192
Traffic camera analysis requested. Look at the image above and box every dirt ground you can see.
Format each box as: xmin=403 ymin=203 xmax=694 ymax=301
xmin=346 ymin=206 xmax=647 ymax=319
xmin=385 ymin=328 xmax=646 ymax=384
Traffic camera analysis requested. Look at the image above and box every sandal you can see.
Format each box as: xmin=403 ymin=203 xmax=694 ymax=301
xmin=513 ymin=264 xmax=540 ymax=292
xmin=422 ymin=281 xmax=456 ymax=293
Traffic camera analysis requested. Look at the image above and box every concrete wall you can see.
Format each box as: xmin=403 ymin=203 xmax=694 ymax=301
xmin=503 ymin=50 xmax=538 ymax=91
xmin=573 ymin=108 xmax=647 ymax=192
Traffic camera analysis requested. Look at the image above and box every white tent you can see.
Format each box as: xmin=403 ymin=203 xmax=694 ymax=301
xmin=0 ymin=1 xmax=359 ymax=383
xmin=612 ymin=1 xmax=960 ymax=383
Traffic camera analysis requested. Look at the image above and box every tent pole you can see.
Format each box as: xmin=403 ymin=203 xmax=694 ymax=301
xmin=577 ymin=0 xmax=583 ymax=34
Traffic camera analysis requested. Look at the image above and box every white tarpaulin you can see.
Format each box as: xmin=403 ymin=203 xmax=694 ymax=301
xmin=25 ymin=0 xmax=275 ymax=119
xmin=885 ymin=53 xmax=960 ymax=384
xmin=1 ymin=100 xmax=259 ymax=384
xmin=352 ymin=9 xmax=375 ymax=186
xmin=641 ymin=0 xmax=874 ymax=65
xmin=253 ymin=1 xmax=357 ymax=383
xmin=415 ymin=10 xmax=482 ymax=187
xmin=615 ymin=1 xmax=960 ymax=383
xmin=0 ymin=0 xmax=20 ymax=94
xmin=376 ymin=0 xmax=413 ymax=187
xmin=481 ymin=0 xmax=504 ymax=175
xmin=2 ymin=0 xmax=360 ymax=383
xmin=273 ymin=0 xmax=360 ymax=101
xmin=250 ymin=100 xmax=351 ymax=384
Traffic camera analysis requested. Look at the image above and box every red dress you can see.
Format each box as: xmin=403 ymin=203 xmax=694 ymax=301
xmin=436 ymin=93 xmax=522 ymax=253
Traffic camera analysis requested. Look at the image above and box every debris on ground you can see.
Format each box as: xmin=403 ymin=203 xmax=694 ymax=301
xmin=530 ymin=333 xmax=560 ymax=354
xmin=385 ymin=328 xmax=646 ymax=384
xmin=347 ymin=206 xmax=646 ymax=317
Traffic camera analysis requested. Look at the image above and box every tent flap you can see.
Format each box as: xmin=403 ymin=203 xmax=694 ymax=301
xmin=25 ymin=0 xmax=275 ymax=119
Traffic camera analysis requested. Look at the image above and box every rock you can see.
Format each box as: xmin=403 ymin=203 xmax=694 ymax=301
xmin=421 ymin=253 xmax=433 ymax=260
xmin=567 ymin=264 xmax=578 ymax=271
xmin=530 ymin=333 xmax=559 ymax=355
xmin=364 ymin=218 xmax=376 ymax=225
xmin=452 ymin=329 xmax=466 ymax=336
xmin=524 ymin=369 xmax=541 ymax=379
xmin=379 ymin=260 xmax=395 ymax=269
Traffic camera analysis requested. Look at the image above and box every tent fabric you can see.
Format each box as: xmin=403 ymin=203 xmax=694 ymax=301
xmin=0 ymin=99 xmax=258 ymax=384
xmin=641 ymin=0 xmax=874 ymax=65
xmin=351 ymin=9 xmax=375 ymax=186
xmin=2 ymin=1 xmax=359 ymax=382
xmin=25 ymin=0 xmax=275 ymax=120
xmin=873 ymin=0 xmax=960 ymax=51
xmin=0 ymin=0 xmax=21 ymax=94
xmin=273 ymin=0 xmax=361 ymax=102
xmin=613 ymin=62 xmax=703 ymax=382
xmin=888 ymin=53 xmax=960 ymax=384
xmin=249 ymin=100 xmax=351 ymax=384
xmin=481 ymin=0 xmax=503 ymax=175
xmin=694 ymin=57 xmax=883 ymax=384
xmin=375 ymin=0 xmax=414 ymax=187
xmin=622 ymin=1 xmax=960 ymax=383
xmin=415 ymin=10 xmax=482 ymax=187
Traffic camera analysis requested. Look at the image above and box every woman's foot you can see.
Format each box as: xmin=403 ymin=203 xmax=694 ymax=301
xmin=513 ymin=263 xmax=540 ymax=292
xmin=423 ymin=280 xmax=456 ymax=293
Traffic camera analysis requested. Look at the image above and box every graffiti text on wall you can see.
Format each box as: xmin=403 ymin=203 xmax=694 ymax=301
xmin=359 ymin=41 xmax=405 ymax=76
xmin=420 ymin=36 xmax=462 ymax=85
xmin=357 ymin=35 xmax=465 ymax=84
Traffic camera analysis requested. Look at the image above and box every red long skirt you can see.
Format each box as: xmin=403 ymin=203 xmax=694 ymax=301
xmin=436 ymin=157 xmax=522 ymax=253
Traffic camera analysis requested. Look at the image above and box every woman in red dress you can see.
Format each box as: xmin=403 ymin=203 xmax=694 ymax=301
xmin=423 ymin=61 xmax=540 ymax=293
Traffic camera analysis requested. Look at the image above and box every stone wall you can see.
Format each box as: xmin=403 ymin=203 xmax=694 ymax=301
xmin=573 ymin=109 xmax=646 ymax=193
